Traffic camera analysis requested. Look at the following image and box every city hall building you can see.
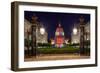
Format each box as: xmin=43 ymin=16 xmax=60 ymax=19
xmin=24 ymin=19 xmax=48 ymax=46
xmin=71 ymin=22 xmax=90 ymax=44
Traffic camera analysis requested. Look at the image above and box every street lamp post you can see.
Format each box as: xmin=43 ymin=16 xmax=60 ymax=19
xmin=79 ymin=16 xmax=86 ymax=55
xmin=31 ymin=24 xmax=37 ymax=56
xmin=31 ymin=16 xmax=38 ymax=57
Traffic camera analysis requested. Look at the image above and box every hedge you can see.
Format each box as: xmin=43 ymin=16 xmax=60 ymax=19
xmin=37 ymin=46 xmax=80 ymax=54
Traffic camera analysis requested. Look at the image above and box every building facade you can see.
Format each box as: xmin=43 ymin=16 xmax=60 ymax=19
xmin=24 ymin=19 xmax=48 ymax=45
xmin=36 ymin=25 xmax=48 ymax=44
xmin=71 ymin=22 xmax=90 ymax=44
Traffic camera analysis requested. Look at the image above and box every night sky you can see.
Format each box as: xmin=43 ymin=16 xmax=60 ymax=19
xmin=24 ymin=11 xmax=90 ymax=40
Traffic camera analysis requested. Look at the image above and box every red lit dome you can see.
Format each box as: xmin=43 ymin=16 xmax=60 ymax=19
xmin=55 ymin=24 xmax=65 ymax=48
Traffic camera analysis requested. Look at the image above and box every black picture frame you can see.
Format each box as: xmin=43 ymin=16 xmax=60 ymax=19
xmin=11 ymin=1 xmax=97 ymax=71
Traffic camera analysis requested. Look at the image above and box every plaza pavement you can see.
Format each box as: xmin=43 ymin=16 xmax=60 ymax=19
xmin=24 ymin=54 xmax=90 ymax=61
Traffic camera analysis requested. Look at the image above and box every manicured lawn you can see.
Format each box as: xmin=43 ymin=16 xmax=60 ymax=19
xmin=37 ymin=46 xmax=80 ymax=54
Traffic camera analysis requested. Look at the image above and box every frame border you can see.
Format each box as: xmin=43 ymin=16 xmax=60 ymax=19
xmin=11 ymin=1 xmax=98 ymax=71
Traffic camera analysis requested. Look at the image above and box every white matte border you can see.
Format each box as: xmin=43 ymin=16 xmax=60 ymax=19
xmin=18 ymin=5 xmax=96 ymax=68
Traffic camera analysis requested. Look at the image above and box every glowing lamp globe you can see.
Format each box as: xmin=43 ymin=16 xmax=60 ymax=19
xmin=40 ymin=27 xmax=45 ymax=35
xmin=73 ymin=28 xmax=77 ymax=35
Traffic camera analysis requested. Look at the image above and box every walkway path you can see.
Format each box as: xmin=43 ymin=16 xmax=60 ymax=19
xmin=24 ymin=54 xmax=90 ymax=61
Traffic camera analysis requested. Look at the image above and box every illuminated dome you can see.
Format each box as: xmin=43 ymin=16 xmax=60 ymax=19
xmin=55 ymin=24 xmax=65 ymax=48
